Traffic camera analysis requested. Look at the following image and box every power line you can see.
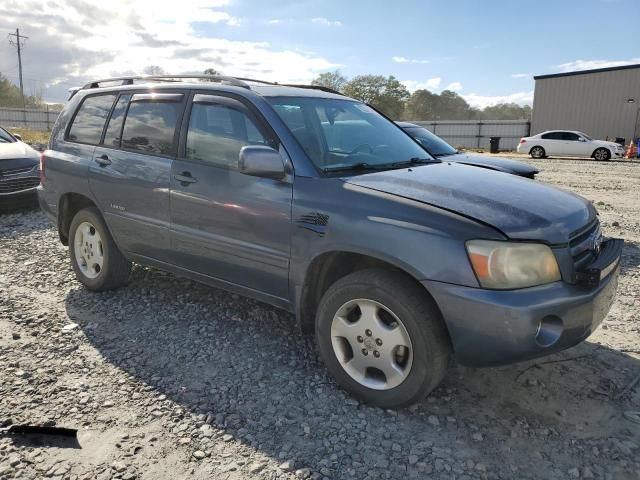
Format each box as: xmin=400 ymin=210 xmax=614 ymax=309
xmin=8 ymin=28 xmax=28 ymax=110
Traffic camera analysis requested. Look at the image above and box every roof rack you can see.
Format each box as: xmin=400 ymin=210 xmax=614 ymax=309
xmin=71 ymin=75 xmax=345 ymax=99
xmin=80 ymin=75 xmax=252 ymax=90
xmin=281 ymin=84 xmax=343 ymax=95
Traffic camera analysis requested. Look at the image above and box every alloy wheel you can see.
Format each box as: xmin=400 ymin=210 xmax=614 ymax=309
xmin=330 ymin=298 xmax=413 ymax=390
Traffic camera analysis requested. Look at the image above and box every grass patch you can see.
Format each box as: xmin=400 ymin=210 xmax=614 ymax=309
xmin=7 ymin=127 xmax=51 ymax=145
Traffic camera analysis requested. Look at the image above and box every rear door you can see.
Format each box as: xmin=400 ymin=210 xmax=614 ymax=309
xmin=169 ymin=92 xmax=292 ymax=299
xmin=89 ymin=91 xmax=186 ymax=261
xmin=540 ymin=131 xmax=564 ymax=155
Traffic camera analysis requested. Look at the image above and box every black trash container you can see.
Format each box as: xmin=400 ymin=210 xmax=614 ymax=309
xmin=489 ymin=136 xmax=500 ymax=153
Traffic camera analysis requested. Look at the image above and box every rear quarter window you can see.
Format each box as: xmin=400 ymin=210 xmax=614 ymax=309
xmin=67 ymin=94 xmax=117 ymax=144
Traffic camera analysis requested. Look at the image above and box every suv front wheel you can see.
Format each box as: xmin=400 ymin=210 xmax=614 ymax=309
xmin=69 ymin=207 xmax=132 ymax=290
xmin=316 ymin=269 xmax=450 ymax=408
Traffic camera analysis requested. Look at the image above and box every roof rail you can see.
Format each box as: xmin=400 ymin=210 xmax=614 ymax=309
xmin=281 ymin=84 xmax=344 ymax=95
xmin=80 ymin=75 xmax=252 ymax=90
xmin=70 ymin=75 xmax=345 ymax=100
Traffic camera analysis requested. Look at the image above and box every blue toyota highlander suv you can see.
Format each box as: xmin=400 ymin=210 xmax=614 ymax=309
xmin=38 ymin=75 xmax=622 ymax=407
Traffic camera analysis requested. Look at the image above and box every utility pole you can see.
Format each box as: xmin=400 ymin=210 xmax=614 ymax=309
xmin=8 ymin=28 xmax=28 ymax=124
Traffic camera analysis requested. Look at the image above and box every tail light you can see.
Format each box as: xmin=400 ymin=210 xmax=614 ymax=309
xmin=519 ymin=138 xmax=527 ymax=144
xmin=39 ymin=152 xmax=45 ymax=185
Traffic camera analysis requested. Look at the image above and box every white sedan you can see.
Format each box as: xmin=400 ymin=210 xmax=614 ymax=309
xmin=517 ymin=130 xmax=625 ymax=161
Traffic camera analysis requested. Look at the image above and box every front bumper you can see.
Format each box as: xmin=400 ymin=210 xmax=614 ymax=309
xmin=424 ymin=239 xmax=622 ymax=366
xmin=0 ymin=185 xmax=39 ymax=210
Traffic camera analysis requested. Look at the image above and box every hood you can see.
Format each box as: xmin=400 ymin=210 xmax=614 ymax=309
xmin=344 ymin=163 xmax=595 ymax=244
xmin=594 ymin=140 xmax=623 ymax=149
xmin=442 ymin=152 xmax=538 ymax=176
xmin=0 ymin=141 xmax=40 ymax=162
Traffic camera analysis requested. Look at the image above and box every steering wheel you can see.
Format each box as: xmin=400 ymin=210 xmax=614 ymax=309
xmin=349 ymin=144 xmax=373 ymax=155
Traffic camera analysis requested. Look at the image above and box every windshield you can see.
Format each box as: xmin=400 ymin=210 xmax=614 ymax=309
xmin=403 ymin=127 xmax=458 ymax=156
xmin=266 ymin=97 xmax=433 ymax=172
xmin=0 ymin=127 xmax=16 ymax=144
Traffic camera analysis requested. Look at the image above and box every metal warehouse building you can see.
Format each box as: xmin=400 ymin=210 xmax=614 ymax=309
xmin=531 ymin=64 xmax=640 ymax=143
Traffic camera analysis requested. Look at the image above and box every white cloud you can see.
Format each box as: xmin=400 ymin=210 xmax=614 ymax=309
xmin=0 ymin=0 xmax=339 ymax=102
xmin=311 ymin=17 xmax=343 ymax=27
xmin=511 ymin=73 xmax=530 ymax=78
xmin=462 ymin=91 xmax=534 ymax=109
xmin=392 ymin=56 xmax=429 ymax=64
xmin=267 ymin=19 xmax=283 ymax=24
xmin=445 ymin=81 xmax=463 ymax=91
xmin=401 ymin=78 xmax=441 ymax=92
xmin=555 ymin=57 xmax=640 ymax=72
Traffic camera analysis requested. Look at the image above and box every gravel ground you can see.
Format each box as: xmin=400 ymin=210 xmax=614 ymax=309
xmin=1 ymin=157 xmax=639 ymax=480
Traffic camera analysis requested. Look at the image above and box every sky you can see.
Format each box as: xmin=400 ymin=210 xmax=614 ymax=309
xmin=0 ymin=0 xmax=638 ymax=107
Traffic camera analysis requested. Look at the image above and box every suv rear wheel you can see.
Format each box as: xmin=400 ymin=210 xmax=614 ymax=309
xmin=69 ymin=207 xmax=131 ymax=290
xmin=315 ymin=269 xmax=450 ymax=408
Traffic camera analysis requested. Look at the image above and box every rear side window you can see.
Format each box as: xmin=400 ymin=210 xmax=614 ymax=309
xmin=541 ymin=132 xmax=564 ymax=140
xmin=121 ymin=100 xmax=181 ymax=155
xmin=103 ymin=94 xmax=131 ymax=147
xmin=67 ymin=94 xmax=117 ymax=144
xmin=186 ymin=102 xmax=267 ymax=168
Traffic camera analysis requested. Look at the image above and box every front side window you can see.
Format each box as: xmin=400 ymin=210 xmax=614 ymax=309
xmin=186 ymin=102 xmax=267 ymax=168
xmin=563 ymin=132 xmax=580 ymax=141
xmin=121 ymin=101 xmax=180 ymax=155
xmin=267 ymin=97 xmax=432 ymax=172
xmin=103 ymin=94 xmax=131 ymax=147
xmin=67 ymin=94 xmax=117 ymax=144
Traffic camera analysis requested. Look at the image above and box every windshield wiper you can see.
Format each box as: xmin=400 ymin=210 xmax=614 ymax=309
xmin=322 ymin=162 xmax=386 ymax=173
xmin=389 ymin=157 xmax=440 ymax=167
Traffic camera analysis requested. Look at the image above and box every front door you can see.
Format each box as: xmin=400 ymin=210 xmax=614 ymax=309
xmin=170 ymin=93 xmax=292 ymax=299
xmin=89 ymin=92 xmax=185 ymax=261
xmin=562 ymin=132 xmax=587 ymax=157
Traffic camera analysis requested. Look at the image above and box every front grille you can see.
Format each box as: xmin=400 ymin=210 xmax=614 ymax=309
xmin=569 ymin=219 xmax=600 ymax=271
xmin=0 ymin=176 xmax=39 ymax=193
xmin=0 ymin=166 xmax=34 ymax=176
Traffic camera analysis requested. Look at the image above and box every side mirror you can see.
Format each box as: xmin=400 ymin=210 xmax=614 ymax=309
xmin=12 ymin=133 xmax=22 ymax=141
xmin=239 ymin=145 xmax=286 ymax=180
xmin=578 ymin=137 xmax=586 ymax=142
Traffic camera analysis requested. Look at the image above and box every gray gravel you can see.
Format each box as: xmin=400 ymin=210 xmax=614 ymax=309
xmin=1 ymin=157 xmax=639 ymax=480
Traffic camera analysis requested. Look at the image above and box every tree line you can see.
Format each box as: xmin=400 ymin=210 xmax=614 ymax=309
xmin=311 ymin=70 xmax=532 ymax=121
xmin=0 ymin=73 xmax=45 ymax=108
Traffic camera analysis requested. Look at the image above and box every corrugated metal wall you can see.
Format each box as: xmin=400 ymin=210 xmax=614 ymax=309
xmin=0 ymin=106 xmax=63 ymax=131
xmin=531 ymin=67 xmax=640 ymax=142
xmin=412 ymin=120 xmax=531 ymax=150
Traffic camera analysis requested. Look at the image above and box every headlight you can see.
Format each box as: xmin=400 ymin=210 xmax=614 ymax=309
xmin=466 ymin=240 xmax=561 ymax=289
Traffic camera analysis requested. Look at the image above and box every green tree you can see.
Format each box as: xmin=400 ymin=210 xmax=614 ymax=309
xmin=143 ymin=65 xmax=165 ymax=76
xmin=343 ymin=75 xmax=409 ymax=118
xmin=404 ymin=89 xmax=438 ymax=120
xmin=204 ymin=68 xmax=220 ymax=76
xmin=481 ymin=103 xmax=531 ymax=120
xmin=436 ymin=90 xmax=477 ymax=120
xmin=0 ymin=74 xmax=43 ymax=108
xmin=311 ymin=70 xmax=347 ymax=92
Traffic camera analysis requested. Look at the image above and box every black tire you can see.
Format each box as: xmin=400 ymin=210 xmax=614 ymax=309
xmin=529 ymin=146 xmax=546 ymax=159
xmin=593 ymin=147 xmax=611 ymax=161
xmin=68 ymin=207 xmax=131 ymax=290
xmin=315 ymin=268 xmax=451 ymax=408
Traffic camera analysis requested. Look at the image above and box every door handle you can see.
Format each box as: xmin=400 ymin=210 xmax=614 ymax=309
xmin=174 ymin=172 xmax=197 ymax=185
xmin=95 ymin=155 xmax=112 ymax=166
